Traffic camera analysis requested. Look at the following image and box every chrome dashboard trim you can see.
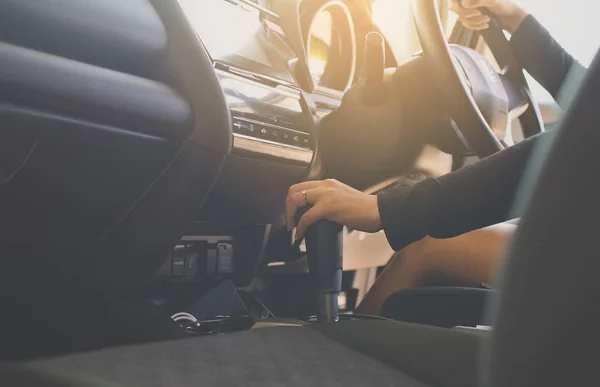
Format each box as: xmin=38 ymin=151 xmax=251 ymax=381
xmin=235 ymin=116 xmax=309 ymax=136
xmin=232 ymin=133 xmax=313 ymax=165
xmin=180 ymin=235 xmax=233 ymax=243
xmin=236 ymin=0 xmax=279 ymax=18
xmin=313 ymin=85 xmax=345 ymax=100
xmin=214 ymin=67 xmax=300 ymax=98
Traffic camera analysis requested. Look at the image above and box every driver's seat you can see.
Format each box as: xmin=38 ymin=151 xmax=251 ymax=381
xmin=3 ymin=43 xmax=600 ymax=387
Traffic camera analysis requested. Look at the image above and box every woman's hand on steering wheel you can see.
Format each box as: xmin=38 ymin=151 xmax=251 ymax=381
xmin=414 ymin=0 xmax=544 ymax=157
xmin=285 ymin=179 xmax=382 ymax=239
xmin=451 ymin=0 xmax=529 ymax=33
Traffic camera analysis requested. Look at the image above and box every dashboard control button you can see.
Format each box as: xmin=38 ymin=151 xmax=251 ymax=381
xmin=233 ymin=117 xmax=313 ymax=150
xmin=217 ymin=243 xmax=234 ymax=274
xmin=207 ymin=248 xmax=217 ymax=275
xmin=185 ymin=254 xmax=198 ymax=276
xmin=172 ymin=253 xmax=185 ymax=276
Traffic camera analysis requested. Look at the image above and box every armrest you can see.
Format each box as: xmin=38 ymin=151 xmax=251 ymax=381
xmin=380 ymin=287 xmax=493 ymax=328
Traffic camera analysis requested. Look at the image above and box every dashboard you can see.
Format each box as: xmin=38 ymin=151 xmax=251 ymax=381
xmin=172 ymin=0 xmax=370 ymax=284
xmin=179 ymin=0 xmax=296 ymax=84
xmin=178 ymin=0 xmax=358 ymax=166
xmin=0 ymin=0 xmax=402 ymax=290
xmin=0 ymin=0 xmax=516 ymax=349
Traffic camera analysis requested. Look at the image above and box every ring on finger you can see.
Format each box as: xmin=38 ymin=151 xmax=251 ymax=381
xmin=302 ymin=190 xmax=309 ymax=206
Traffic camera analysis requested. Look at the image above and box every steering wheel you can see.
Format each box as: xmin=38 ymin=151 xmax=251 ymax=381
xmin=412 ymin=0 xmax=544 ymax=158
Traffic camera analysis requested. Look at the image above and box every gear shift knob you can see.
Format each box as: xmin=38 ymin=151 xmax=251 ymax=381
xmin=361 ymin=31 xmax=386 ymax=105
xmin=296 ymin=206 xmax=343 ymax=322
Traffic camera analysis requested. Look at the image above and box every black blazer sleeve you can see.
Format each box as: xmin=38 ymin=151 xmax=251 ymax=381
xmin=509 ymin=15 xmax=576 ymax=100
xmin=378 ymin=133 xmax=541 ymax=251
xmin=376 ymin=17 xmax=579 ymax=251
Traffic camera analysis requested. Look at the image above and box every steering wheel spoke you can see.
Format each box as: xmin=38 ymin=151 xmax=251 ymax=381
xmin=500 ymin=73 xmax=527 ymax=113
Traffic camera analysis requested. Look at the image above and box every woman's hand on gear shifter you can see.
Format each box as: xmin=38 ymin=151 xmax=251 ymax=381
xmin=285 ymin=179 xmax=382 ymax=239
xmin=451 ymin=0 xmax=529 ymax=33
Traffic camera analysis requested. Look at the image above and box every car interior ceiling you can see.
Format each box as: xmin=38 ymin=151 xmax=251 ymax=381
xmin=1 ymin=0 xmax=598 ymax=386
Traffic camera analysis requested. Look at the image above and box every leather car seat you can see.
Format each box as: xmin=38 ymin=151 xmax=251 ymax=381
xmin=381 ymin=286 xmax=492 ymax=328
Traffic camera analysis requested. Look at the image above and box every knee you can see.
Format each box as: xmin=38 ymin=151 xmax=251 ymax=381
xmin=405 ymin=236 xmax=434 ymax=257
xmin=395 ymin=236 xmax=433 ymax=277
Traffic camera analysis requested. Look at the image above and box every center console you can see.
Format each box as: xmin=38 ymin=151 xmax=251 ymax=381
xmin=151 ymin=2 xmax=399 ymax=330
xmin=153 ymin=0 xmax=318 ymax=293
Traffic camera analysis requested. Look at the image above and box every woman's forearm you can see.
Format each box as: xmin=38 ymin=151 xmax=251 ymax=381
xmin=378 ymin=132 xmax=544 ymax=251
xmin=498 ymin=5 xmax=529 ymax=34
xmin=509 ymin=15 xmax=579 ymax=100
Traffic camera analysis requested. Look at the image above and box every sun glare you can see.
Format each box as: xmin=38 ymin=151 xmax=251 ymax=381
xmin=307 ymin=9 xmax=333 ymax=84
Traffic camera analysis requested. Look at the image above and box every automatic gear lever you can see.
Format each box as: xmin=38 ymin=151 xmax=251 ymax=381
xmin=296 ymin=207 xmax=343 ymax=323
xmin=361 ymin=31 xmax=386 ymax=105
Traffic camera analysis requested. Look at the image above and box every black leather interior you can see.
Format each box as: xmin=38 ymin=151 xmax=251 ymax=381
xmin=21 ymin=323 xmax=449 ymax=387
xmin=0 ymin=0 xmax=228 ymax=291
xmin=197 ymin=155 xmax=308 ymax=223
xmin=0 ymin=0 xmax=167 ymax=78
xmin=4 ymin=47 xmax=598 ymax=386
xmin=0 ymin=42 xmax=192 ymax=138
xmin=381 ymin=287 xmax=491 ymax=328
xmin=1 ymin=0 xmax=599 ymax=385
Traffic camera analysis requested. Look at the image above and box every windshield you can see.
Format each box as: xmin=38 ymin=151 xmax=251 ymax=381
xmin=522 ymin=0 xmax=600 ymax=67
xmin=518 ymin=0 xmax=600 ymax=105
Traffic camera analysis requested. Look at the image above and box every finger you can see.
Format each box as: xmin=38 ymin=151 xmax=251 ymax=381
xmin=460 ymin=14 xmax=492 ymax=31
xmin=461 ymin=0 xmax=492 ymax=9
xmin=451 ymin=1 xmax=482 ymax=18
xmin=468 ymin=20 xmax=492 ymax=30
xmin=287 ymin=180 xmax=324 ymax=196
xmin=285 ymin=181 xmax=324 ymax=230
xmin=451 ymin=0 xmax=479 ymax=14
xmin=460 ymin=13 xmax=490 ymax=26
xmin=285 ymin=188 xmax=315 ymax=230
xmin=285 ymin=188 xmax=324 ymax=231
xmin=296 ymin=204 xmax=328 ymax=239
xmin=460 ymin=9 xmax=483 ymax=18
xmin=450 ymin=0 xmax=463 ymax=13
